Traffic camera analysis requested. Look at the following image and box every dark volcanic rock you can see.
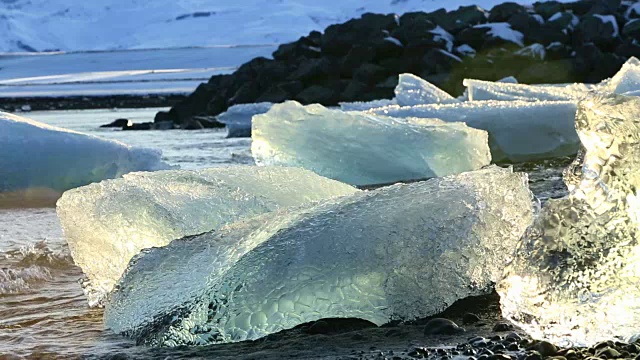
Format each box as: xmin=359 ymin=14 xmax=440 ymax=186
xmin=574 ymin=14 xmax=620 ymax=49
xmin=100 ymin=118 xmax=130 ymax=128
xmin=623 ymin=19 xmax=640 ymax=38
xmin=300 ymin=318 xmax=377 ymax=335
xmin=528 ymin=340 xmax=558 ymax=357
xmin=437 ymin=6 xmax=488 ymax=34
xmin=488 ymin=2 xmax=527 ymax=22
xmin=424 ymin=318 xmax=465 ymax=335
xmin=533 ymin=1 xmax=565 ymax=19
xmin=295 ymin=85 xmax=338 ymax=104
xmin=320 ymin=13 xmax=398 ymax=56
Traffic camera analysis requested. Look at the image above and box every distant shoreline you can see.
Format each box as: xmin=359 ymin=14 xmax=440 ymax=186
xmin=0 ymin=93 xmax=187 ymax=112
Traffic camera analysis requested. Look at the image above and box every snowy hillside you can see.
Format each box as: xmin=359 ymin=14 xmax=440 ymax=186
xmin=1 ymin=0 xmax=567 ymax=52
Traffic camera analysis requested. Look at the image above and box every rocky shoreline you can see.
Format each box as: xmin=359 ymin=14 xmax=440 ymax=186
xmin=90 ymin=292 xmax=640 ymax=359
xmin=0 ymin=93 xmax=187 ymax=113
xmin=146 ymin=0 xmax=640 ymax=129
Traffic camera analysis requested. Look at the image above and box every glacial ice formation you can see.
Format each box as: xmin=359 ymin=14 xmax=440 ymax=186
xmin=0 ymin=111 xmax=171 ymax=203
xmin=463 ymin=79 xmax=595 ymax=102
xmin=57 ymin=166 xmax=357 ymax=306
xmin=105 ymin=166 xmax=534 ymax=346
xmin=367 ymin=100 xmax=578 ymax=162
xmin=251 ymin=101 xmax=491 ymax=186
xmin=395 ymin=73 xmax=460 ymax=106
xmin=497 ymin=93 xmax=640 ymax=347
xmin=216 ymin=102 xmax=273 ymax=138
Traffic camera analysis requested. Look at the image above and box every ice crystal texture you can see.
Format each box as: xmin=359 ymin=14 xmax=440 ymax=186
xmin=498 ymin=93 xmax=640 ymax=347
xmin=395 ymin=73 xmax=460 ymax=106
xmin=57 ymin=166 xmax=357 ymax=305
xmin=251 ymin=101 xmax=491 ymax=186
xmin=104 ymin=166 xmax=533 ymax=346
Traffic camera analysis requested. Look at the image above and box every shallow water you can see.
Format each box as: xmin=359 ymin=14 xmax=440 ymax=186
xmin=0 ymin=108 xmax=570 ymax=358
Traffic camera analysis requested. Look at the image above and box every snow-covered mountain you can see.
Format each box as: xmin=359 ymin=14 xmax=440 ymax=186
xmin=1 ymin=0 xmax=559 ymax=53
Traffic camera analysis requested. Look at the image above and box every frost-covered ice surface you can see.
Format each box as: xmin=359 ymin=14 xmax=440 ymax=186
xmin=0 ymin=111 xmax=170 ymax=202
xmin=57 ymin=166 xmax=357 ymax=306
xmin=497 ymin=93 xmax=640 ymax=347
xmin=463 ymin=79 xmax=595 ymax=102
xmin=600 ymin=57 xmax=640 ymax=95
xmin=105 ymin=166 xmax=534 ymax=346
xmin=252 ymin=101 xmax=491 ymax=185
xmin=216 ymin=102 xmax=273 ymax=138
xmin=368 ymin=101 xmax=578 ymax=162
xmin=339 ymin=99 xmax=397 ymax=111
xmin=395 ymin=73 xmax=460 ymax=106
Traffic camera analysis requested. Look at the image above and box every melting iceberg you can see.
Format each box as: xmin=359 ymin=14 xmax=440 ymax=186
xmin=105 ymin=166 xmax=534 ymax=346
xmin=216 ymin=102 xmax=273 ymax=138
xmin=251 ymin=101 xmax=491 ymax=186
xmin=463 ymin=79 xmax=595 ymax=102
xmin=395 ymin=73 xmax=460 ymax=106
xmin=497 ymin=93 xmax=640 ymax=347
xmin=57 ymin=166 xmax=357 ymax=306
xmin=368 ymin=101 xmax=578 ymax=162
xmin=0 ymin=111 xmax=171 ymax=205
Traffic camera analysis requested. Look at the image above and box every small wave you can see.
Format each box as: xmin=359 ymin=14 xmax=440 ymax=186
xmin=0 ymin=266 xmax=52 ymax=294
xmin=2 ymin=240 xmax=75 ymax=270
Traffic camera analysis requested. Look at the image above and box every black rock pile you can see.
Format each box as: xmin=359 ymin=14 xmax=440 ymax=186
xmin=156 ymin=0 xmax=640 ymax=127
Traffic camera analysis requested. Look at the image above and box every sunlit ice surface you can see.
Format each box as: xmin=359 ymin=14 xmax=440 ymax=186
xmin=497 ymin=93 xmax=640 ymax=347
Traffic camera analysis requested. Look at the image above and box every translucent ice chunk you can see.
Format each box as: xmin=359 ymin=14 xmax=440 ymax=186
xmin=216 ymin=102 xmax=273 ymax=138
xmin=395 ymin=73 xmax=460 ymax=106
xmin=463 ymin=79 xmax=595 ymax=102
xmin=57 ymin=166 xmax=357 ymax=306
xmin=599 ymin=57 xmax=640 ymax=95
xmin=497 ymin=93 xmax=640 ymax=347
xmin=367 ymin=101 xmax=578 ymax=162
xmin=105 ymin=166 xmax=534 ymax=346
xmin=0 ymin=111 xmax=171 ymax=204
xmin=251 ymin=101 xmax=491 ymax=186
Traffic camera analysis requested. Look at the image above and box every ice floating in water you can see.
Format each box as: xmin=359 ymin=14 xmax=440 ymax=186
xmin=395 ymin=73 xmax=460 ymax=106
xmin=498 ymin=93 xmax=640 ymax=347
xmin=463 ymin=79 xmax=595 ymax=102
xmin=105 ymin=166 xmax=534 ymax=346
xmin=57 ymin=166 xmax=357 ymax=306
xmin=251 ymin=101 xmax=491 ymax=186
xmin=0 ymin=111 xmax=171 ymax=205
xmin=367 ymin=101 xmax=578 ymax=162
xmin=216 ymin=102 xmax=273 ymax=138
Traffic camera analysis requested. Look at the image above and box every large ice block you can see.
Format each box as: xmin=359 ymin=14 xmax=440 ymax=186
xmin=367 ymin=101 xmax=578 ymax=162
xmin=0 ymin=111 xmax=171 ymax=205
xmin=251 ymin=101 xmax=491 ymax=186
xmin=395 ymin=73 xmax=460 ymax=106
xmin=216 ymin=102 xmax=273 ymax=138
xmin=497 ymin=93 xmax=640 ymax=347
xmin=105 ymin=166 xmax=534 ymax=346
xmin=57 ymin=166 xmax=357 ymax=306
xmin=463 ymin=79 xmax=595 ymax=102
